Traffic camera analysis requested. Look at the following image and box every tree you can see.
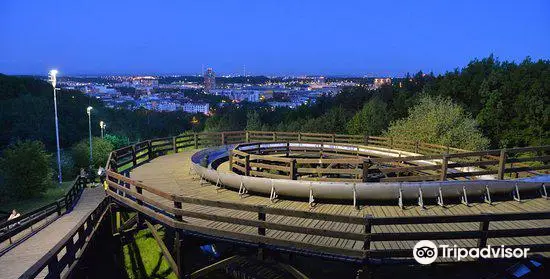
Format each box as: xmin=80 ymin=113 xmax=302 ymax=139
xmin=346 ymin=98 xmax=389 ymax=135
xmin=245 ymin=111 xmax=262 ymax=131
xmin=0 ymin=140 xmax=52 ymax=200
xmin=384 ymin=95 xmax=489 ymax=150
xmin=104 ymin=134 xmax=130 ymax=149
xmin=71 ymin=137 xmax=114 ymax=170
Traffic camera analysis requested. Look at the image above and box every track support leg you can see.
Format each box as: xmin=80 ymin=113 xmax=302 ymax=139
xmin=238 ymin=179 xmax=248 ymax=197
xmin=270 ymin=180 xmax=278 ymax=203
xmin=542 ymin=183 xmax=548 ymax=199
xmin=484 ymin=185 xmax=492 ymax=205
xmin=437 ymin=187 xmax=445 ymax=207
xmin=513 ymin=183 xmax=521 ymax=202
xmin=309 ymin=188 xmax=315 ymax=208
xmin=461 ymin=186 xmax=469 ymax=206
xmin=398 ymin=187 xmax=404 ymax=209
xmin=417 ymin=187 xmax=425 ymax=209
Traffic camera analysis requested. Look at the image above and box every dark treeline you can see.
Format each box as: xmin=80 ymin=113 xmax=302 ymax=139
xmin=0 ymin=74 xmax=205 ymax=152
xmin=204 ymin=55 xmax=549 ymax=149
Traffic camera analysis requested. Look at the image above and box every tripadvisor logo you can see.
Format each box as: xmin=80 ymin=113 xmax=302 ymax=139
xmin=413 ymin=240 xmax=530 ymax=265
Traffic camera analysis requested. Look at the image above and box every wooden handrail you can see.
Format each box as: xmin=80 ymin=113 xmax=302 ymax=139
xmin=104 ymin=171 xmax=550 ymax=261
xmin=106 ymin=130 xmax=550 ymax=184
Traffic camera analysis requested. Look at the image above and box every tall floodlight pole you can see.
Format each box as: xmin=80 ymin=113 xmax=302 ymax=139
xmin=87 ymin=106 xmax=93 ymax=170
xmin=99 ymin=121 xmax=106 ymax=138
xmin=49 ymin=70 xmax=63 ymax=184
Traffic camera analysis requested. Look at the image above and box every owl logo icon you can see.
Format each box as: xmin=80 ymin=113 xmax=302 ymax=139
xmin=413 ymin=240 xmax=438 ymax=264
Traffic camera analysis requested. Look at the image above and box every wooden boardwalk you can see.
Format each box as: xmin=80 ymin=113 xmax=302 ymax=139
xmin=128 ymin=150 xmax=550 ymax=260
xmin=0 ymin=187 xmax=105 ymax=279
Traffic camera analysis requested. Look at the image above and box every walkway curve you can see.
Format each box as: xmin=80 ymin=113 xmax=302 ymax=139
xmin=0 ymin=187 xmax=105 ymax=279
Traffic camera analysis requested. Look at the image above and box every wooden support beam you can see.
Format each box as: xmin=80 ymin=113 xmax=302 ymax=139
xmin=145 ymin=220 xmax=180 ymax=278
xmin=190 ymin=255 xmax=239 ymax=279
xmin=117 ymin=214 xmax=137 ymax=233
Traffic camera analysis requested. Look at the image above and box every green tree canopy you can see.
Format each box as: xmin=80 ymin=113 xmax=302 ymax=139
xmin=71 ymin=137 xmax=114 ymax=169
xmin=384 ymin=95 xmax=489 ymax=150
xmin=346 ymin=98 xmax=389 ymax=136
xmin=104 ymin=134 xmax=130 ymax=149
xmin=0 ymin=140 xmax=52 ymax=200
xmin=245 ymin=110 xmax=262 ymax=131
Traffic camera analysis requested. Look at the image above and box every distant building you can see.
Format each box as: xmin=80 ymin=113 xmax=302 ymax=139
xmin=373 ymin=78 xmax=392 ymax=89
xmin=183 ymin=102 xmax=210 ymax=115
xmin=204 ymin=68 xmax=216 ymax=92
xmin=132 ymin=76 xmax=158 ymax=87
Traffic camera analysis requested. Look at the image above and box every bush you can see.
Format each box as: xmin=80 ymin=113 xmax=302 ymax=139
xmin=384 ymin=95 xmax=489 ymax=150
xmin=104 ymin=134 xmax=130 ymax=149
xmin=346 ymin=98 xmax=389 ymax=136
xmin=71 ymin=137 xmax=114 ymax=170
xmin=0 ymin=140 xmax=53 ymax=200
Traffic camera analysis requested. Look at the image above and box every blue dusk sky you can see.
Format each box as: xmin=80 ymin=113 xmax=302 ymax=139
xmin=0 ymin=0 xmax=549 ymax=76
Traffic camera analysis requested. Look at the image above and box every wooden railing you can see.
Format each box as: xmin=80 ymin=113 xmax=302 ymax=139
xmin=230 ymin=142 xmax=366 ymax=182
xmin=104 ymin=170 xmax=550 ymax=261
xmin=19 ymin=198 xmax=111 ymax=279
xmin=227 ymin=140 xmax=550 ymax=182
xmin=0 ymin=176 xmax=87 ymax=247
xmin=108 ymin=130 xmax=549 ymax=181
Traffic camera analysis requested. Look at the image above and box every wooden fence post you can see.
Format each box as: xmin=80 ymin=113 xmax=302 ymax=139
xmin=136 ymin=186 xmax=143 ymax=206
xmin=298 ymin=132 xmax=302 ymax=142
xmin=286 ymin=142 xmax=290 ymax=157
xmin=497 ymin=149 xmax=507 ymax=180
xmin=272 ymin=132 xmax=276 ymax=142
xmin=194 ymin=133 xmax=199 ymax=149
xmin=244 ymin=155 xmax=250 ymax=176
xmin=173 ymin=137 xmax=177 ymax=153
xmin=362 ymin=159 xmax=370 ymax=182
xmin=229 ymin=150 xmax=233 ymax=172
xmin=174 ymin=201 xmax=183 ymax=222
xmin=440 ymin=155 xmax=449 ymax=181
xmin=363 ymin=215 xmax=373 ymax=252
xmin=290 ymin=159 xmax=297 ymax=180
xmin=415 ymin=141 xmax=419 ymax=154
xmin=477 ymin=215 xmax=490 ymax=248
xmin=390 ymin=137 xmax=394 ymax=149
xmin=332 ymin=134 xmax=336 ymax=143
xmin=364 ymin=135 xmax=369 ymax=146
xmin=132 ymin=145 xmax=137 ymax=167
xmin=147 ymin=140 xmax=152 ymax=160
xmin=56 ymin=200 xmax=62 ymax=216
xmin=258 ymin=206 xmax=266 ymax=236
xmin=245 ymin=131 xmax=250 ymax=143
xmin=47 ymin=256 xmax=61 ymax=279
xmin=221 ymin=132 xmax=226 ymax=145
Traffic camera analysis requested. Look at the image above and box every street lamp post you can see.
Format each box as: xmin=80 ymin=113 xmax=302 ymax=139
xmin=87 ymin=106 xmax=93 ymax=171
xmin=99 ymin=121 xmax=106 ymax=138
xmin=49 ymin=70 xmax=63 ymax=184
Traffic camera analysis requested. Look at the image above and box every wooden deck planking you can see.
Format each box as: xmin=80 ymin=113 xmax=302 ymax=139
xmin=129 ymin=150 xmax=550 ymax=258
xmin=0 ymin=187 xmax=105 ymax=279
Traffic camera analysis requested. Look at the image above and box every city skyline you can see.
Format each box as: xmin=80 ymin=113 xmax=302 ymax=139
xmin=1 ymin=0 xmax=549 ymax=76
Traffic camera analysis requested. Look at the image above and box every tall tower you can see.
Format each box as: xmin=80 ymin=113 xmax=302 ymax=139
xmin=204 ymin=67 xmax=216 ymax=93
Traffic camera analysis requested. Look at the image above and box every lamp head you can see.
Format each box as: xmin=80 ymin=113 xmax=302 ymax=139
xmin=87 ymin=106 xmax=93 ymax=114
xmin=49 ymin=69 xmax=58 ymax=87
